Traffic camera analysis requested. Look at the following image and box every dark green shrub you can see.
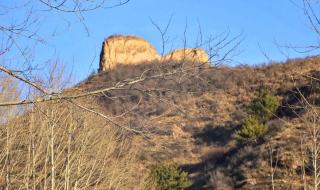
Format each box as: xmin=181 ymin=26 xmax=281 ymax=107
xmin=149 ymin=162 xmax=191 ymax=190
xmin=248 ymin=89 xmax=279 ymax=122
xmin=237 ymin=116 xmax=268 ymax=142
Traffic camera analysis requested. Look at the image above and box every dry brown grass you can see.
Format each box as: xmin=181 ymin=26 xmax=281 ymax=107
xmin=77 ymin=56 xmax=320 ymax=189
xmin=0 ymin=97 xmax=144 ymax=190
xmin=1 ymin=56 xmax=320 ymax=189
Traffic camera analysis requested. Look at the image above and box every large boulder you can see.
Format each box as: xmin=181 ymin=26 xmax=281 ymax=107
xmin=163 ymin=48 xmax=209 ymax=64
xmin=98 ymin=35 xmax=209 ymax=71
xmin=99 ymin=35 xmax=160 ymax=71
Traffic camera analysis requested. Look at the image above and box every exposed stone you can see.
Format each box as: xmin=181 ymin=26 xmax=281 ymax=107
xmin=99 ymin=35 xmax=160 ymax=71
xmin=162 ymin=48 xmax=209 ymax=64
xmin=99 ymin=35 xmax=209 ymax=71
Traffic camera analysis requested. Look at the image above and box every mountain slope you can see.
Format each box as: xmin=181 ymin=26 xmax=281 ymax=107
xmin=73 ymin=56 xmax=320 ymax=189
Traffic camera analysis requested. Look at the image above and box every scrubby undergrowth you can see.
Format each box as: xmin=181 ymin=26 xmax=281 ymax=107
xmin=2 ymin=56 xmax=320 ymax=189
xmin=76 ymin=56 xmax=320 ymax=189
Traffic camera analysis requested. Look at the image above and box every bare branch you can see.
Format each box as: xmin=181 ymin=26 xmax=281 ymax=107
xmin=0 ymin=65 xmax=48 ymax=94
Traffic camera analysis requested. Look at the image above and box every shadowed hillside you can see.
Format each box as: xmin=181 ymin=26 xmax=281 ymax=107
xmin=72 ymin=56 xmax=320 ymax=189
xmin=1 ymin=55 xmax=319 ymax=189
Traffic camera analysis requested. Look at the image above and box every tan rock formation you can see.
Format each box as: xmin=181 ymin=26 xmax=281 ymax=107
xmin=99 ymin=35 xmax=209 ymax=71
xmin=163 ymin=48 xmax=209 ymax=64
xmin=99 ymin=35 xmax=160 ymax=71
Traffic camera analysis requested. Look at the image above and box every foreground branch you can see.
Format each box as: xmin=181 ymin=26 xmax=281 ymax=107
xmin=0 ymin=64 xmax=210 ymax=106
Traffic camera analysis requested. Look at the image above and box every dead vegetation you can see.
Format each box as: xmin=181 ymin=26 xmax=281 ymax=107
xmin=0 ymin=56 xmax=320 ymax=189
xmin=74 ymin=56 xmax=320 ymax=189
xmin=0 ymin=97 xmax=145 ymax=190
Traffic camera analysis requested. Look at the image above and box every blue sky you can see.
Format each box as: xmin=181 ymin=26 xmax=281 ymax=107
xmin=4 ymin=0 xmax=319 ymax=82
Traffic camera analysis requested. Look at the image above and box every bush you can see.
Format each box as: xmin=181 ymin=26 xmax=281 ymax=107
xmin=247 ymin=89 xmax=279 ymax=122
xmin=237 ymin=116 xmax=268 ymax=142
xmin=210 ymin=169 xmax=233 ymax=190
xmin=149 ymin=162 xmax=191 ymax=190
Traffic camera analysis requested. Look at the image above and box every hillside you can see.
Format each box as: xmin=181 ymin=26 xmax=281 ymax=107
xmin=73 ymin=56 xmax=320 ymax=189
xmin=1 ymin=1 xmax=319 ymax=190
xmin=1 ymin=55 xmax=319 ymax=189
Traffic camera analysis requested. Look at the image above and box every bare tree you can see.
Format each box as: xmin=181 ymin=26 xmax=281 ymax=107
xmin=289 ymin=2 xmax=320 ymax=188
xmin=0 ymin=1 xmax=245 ymax=189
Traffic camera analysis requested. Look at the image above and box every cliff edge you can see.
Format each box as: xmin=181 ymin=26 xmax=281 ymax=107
xmin=99 ymin=35 xmax=209 ymax=71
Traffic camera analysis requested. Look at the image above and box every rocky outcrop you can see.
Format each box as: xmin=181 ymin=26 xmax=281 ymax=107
xmin=162 ymin=48 xmax=209 ymax=64
xmin=99 ymin=35 xmax=209 ymax=71
xmin=99 ymin=35 xmax=160 ymax=71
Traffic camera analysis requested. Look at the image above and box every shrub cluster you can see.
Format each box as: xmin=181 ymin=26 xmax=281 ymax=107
xmin=247 ymin=89 xmax=279 ymax=122
xmin=237 ymin=116 xmax=268 ymax=142
xmin=237 ymin=89 xmax=279 ymax=142
xmin=149 ymin=162 xmax=191 ymax=190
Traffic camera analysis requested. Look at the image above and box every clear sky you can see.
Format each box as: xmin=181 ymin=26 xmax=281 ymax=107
xmin=3 ymin=0 xmax=319 ymax=82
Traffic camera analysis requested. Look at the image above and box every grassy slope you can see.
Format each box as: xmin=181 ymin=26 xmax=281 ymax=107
xmin=76 ymin=56 xmax=320 ymax=189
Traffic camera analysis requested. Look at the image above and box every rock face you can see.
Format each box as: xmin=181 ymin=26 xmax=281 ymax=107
xmin=163 ymin=48 xmax=209 ymax=64
xmin=99 ymin=35 xmax=209 ymax=71
xmin=99 ymin=35 xmax=160 ymax=71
